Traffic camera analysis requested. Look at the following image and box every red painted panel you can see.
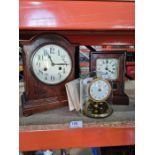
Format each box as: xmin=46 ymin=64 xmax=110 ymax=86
xmin=19 ymin=1 xmax=135 ymax=30
xmin=126 ymin=65 xmax=135 ymax=79
xmin=19 ymin=127 xmax=135 ymax=151
xmin=65 ymin=34 xmax=134 ymax=45
xmin=19 ymin=30 xmax=135 ymax=45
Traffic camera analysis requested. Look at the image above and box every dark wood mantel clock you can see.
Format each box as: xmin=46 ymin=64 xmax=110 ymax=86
xmin=90 ymin=51 xmax=129 ymax=105
xmin=21 ymin=33 xmax=77 ymax=116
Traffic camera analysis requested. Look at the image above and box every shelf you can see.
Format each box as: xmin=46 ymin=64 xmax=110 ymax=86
xmin=19 ymin=81 xmax=135 ymax=151
xmin=20 ymin=125 xmax=134 ymax=151
xmin=19 ymin=1 xmax=134 ymax=30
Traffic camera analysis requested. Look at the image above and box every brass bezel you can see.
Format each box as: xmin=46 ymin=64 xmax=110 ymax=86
xmin=88 ymin=77 xmax=111 ymax=102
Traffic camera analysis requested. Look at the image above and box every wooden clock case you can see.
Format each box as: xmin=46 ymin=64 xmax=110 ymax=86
xmin=21 ymin=33 xmax=77 ymax=116
xmin=90 ymin=51 xmax=129 ymax=105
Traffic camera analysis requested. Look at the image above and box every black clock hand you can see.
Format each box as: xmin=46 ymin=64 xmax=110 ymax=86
xmin=108 ymin=69 xmax=113 ymax=74
xmin=47 ymin=53 xmax=55 ymax=66
xmin=105 ymin=62 xmax=113 ymax=74
xmin=54 ymin=63 xmax=69 ymax=65
xmin=106 ymin=60 xmax=108 ymax=68
xmin=47 ymin=53 xmax=69 ymax=66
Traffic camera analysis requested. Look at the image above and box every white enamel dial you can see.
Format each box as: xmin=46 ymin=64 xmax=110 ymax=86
xmin=96 ymin=58 xmax=119 ymax=80
xmin=89 ymin=78 xmax=111 ymax=102
xmin=32 ymin=44 xmax=72 ymax=85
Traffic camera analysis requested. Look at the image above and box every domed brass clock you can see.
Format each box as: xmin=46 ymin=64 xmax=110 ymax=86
xmin=21 ymin=33 xmax=77 ymax=116
xmin=83 ymin=77 xmax=113 ymax=118
xmin=88 ymin=77 xmax=111 ymax=102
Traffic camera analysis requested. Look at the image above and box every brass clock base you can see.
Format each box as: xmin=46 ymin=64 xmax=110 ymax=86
xmin=21 ymin=93 xmax=68 ymax=116
xmin=83 ymin=100 xmax=113 ymax=118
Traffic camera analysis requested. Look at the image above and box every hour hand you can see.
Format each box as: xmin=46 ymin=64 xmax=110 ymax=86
xmin=108 ymin=69 xmax=113 ymax=74
xmin=105 ymin=67 xmax=113 ymax=74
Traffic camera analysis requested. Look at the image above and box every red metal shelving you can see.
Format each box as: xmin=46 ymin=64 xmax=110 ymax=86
xmin=19 ymin=0 xmax=135 ymax=151
xmin=20 ymin=125 xmax=135 ymax=151
xmin=19 ymin=0 xmax=135 ymax=31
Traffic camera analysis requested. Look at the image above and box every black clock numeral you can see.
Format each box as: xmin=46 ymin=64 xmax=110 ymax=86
xmin=112 ymin=63 xmax=117 ymax=66
xmin=36 ymin=62 xmax=41 ymax=67
xmin=64 ymin=60 xmax=67 ymax=64
xmin=50 ymin=47 xmax=55 ymax=54
xmin=63 ymin=68 xmax=65 ymax=74
xmin=51 ymin=76 xmax=55 ymax=81
xmin=58 ymin=50 xmax=60 ymax=56
xmin=44 ymin=50 xmax=47 ymax=56
xmin=61 ymin=55 xmax=66 ymax=60
xmin=39 ymin=70 xmax=43 ymax=75
xmin=58 ymin=73 xmax=61 ymax=79
xmin=44 ymin=73 xmax=48 ymax=80
xmin=61 ymin=55 xmax=67 ymax=64
xmin=38 ymin=55 xmax=41 ymax=61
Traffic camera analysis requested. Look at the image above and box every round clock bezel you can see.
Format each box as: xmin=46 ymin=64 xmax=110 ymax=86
xmin=88 ymin=77 xmax=112 ymax=102
xmin=30 ymin=43 xmax=73 ymax=85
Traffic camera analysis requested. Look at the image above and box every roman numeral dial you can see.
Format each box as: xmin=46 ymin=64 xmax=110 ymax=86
xmin=96 ymin=58 xmax=119 ymax=80
xmin=32 ymin=44 xmax=72 ymax=85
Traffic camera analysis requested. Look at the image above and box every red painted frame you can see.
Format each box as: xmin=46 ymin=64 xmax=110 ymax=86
xmin=20 ymin=127 xmax=135 ymax=151
xmin=19 ymin=1 xmax=134 ymax=31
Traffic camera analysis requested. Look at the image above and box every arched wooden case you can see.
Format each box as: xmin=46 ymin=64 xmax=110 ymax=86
xmin=21 ymin=33 xmax=77 ymax=116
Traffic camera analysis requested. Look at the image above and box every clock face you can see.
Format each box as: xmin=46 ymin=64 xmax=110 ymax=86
xmin=31 ymin=44 xmax=72 ymax=85
xmin=96 ymin=58 xmax=119 ymax=80
xmin=89 ymin=78 xmax=111 ymax=102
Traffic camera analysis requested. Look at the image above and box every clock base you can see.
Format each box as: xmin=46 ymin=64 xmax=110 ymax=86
xmin=83 ymin=100 xmax=113 ymax=118
xmin=111 ymin=93 xmax=129 ymax=105
xmin=21 ymin=93 xmax=68 ymax=116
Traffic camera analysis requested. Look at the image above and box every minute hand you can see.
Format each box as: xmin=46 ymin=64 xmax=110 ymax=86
xmin=47 ymin=53 xmax=55 ymax=66
xmin=54 ymin=63 xmax=69 ymax=65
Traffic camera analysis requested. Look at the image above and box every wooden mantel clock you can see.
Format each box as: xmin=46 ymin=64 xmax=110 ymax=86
xmin=21 ymin=33 xmax=77 ymax=116
xmin=90 ymin=51 xmax=129 ymax=105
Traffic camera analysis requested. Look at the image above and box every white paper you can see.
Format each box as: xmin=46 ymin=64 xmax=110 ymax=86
xmin=65 ymin=78 xmax=80 ymax=111
xmin=80 ymin=77 xmax=93 ymax=110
